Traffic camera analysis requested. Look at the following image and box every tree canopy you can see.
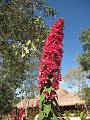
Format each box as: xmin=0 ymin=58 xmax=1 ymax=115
xmin=0 ymin=0 xmax=56 ymax=113
xmin=76 ymin=28 xmax=90 ymax=78
xmin=79 ymin=87 xmax=90 ymax=109
xmin=63 ymin=67 xmax=86 ymax=92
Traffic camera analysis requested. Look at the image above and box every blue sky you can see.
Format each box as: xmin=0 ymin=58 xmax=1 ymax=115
xmin=46 ymin=0 xmax=90 ymax=75
xmin=44 ymin=0 xmax=90 ymax=92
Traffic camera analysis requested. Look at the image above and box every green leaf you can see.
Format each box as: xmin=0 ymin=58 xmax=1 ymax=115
xmin=52 ymin=114 xmax=58 ymax=120
xmin=39 ymin=93 xmax=45 ymax=109
xmin=38 ymin=111 xmax=45 ymax=120
xmin=46 ymin=86 xmax=52 ymax=95
xmin=44 ymin=104 xmax=51 ymax=117
xmin=80 ymin=111 xmax=87 ymax=120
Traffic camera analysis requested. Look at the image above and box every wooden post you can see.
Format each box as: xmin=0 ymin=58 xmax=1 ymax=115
xmin=0 ymin=114 xmax=2 ymax=120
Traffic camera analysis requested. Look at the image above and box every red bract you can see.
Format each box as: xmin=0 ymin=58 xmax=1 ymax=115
xmin=52 ymin=18 xmax=64 ymax=29
xmin=38 ymin=18 xmax=64 ymax=99
xmin=43 ymin=91 xmax=49 ymax=98
xmin=36 ymin=99 xmax=40 ymax=107
xmin=52 ymin=80 xmax=59 ymax=90
xmin=49 ymin=90 xmax=58 ymax=99
xmin=58 ymin=117 xmax=62 ymax=120
xmin=43 ymin=90 xmax=58 ymax=100
xmin=38 ymin=81 xmax=42 ymax=89
xmin=38 ymin=60 xmax=60 ymax=83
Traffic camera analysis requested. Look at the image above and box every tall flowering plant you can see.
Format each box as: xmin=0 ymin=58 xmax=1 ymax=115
xmin=37 ymin=18 xmax=64 ymax=120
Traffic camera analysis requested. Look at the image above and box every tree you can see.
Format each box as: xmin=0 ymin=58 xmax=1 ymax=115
xmin=80 ymin=87 xmax=90 ymax=109
xmin=0 ymin=0 xmax=57 ymax=113
xmin=76 ymin=28 xmax=90 ymax=78
xmin=0 ymin=0 xmax=56 ymax=86
xmin=0 ymin=61 xmax=19 ymax=114
xmin=0 ymin=81 xmax=15 ymax=114
xmin=63 ymin=67 xmax=86 ymax=92
xmin=20 ymin=58 xmax=40 ymax=98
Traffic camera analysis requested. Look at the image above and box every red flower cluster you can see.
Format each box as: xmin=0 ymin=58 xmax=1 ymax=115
xmin=38 ymin=18 xmax=64 ymax=99
xmin=59 ymin=117 xmax=62 ymax=120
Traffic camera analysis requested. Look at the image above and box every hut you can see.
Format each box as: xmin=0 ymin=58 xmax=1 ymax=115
xmin=56 ymin=87 xmax=85 ymax=113
xmin=34 ymin=87 xmax=85 ymax=109
xmin=14 ymin=98 xmax=39 ymax=118
xmin=15 ymin=87 xmax=85 ymax=118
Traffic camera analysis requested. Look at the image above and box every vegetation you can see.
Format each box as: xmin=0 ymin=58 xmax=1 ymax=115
xmin=64 ymin=111 xmax=70 ymax=120
xmin=37 ymin=18 xmax=64 ymax=120
xmin=0 ymin=0 xmax=56 ymax=113
xmin=76 ymin=28 xmax=90 ymax=79
xmin=80 ymin=111 xmax=87 ymax=120
xmin=80 ymin=87 xmax=90 ymax=109
xmin=63 ymin=67 xmax=86 ymax=92
xmin=72 ymin=110 xmax=81 ymax=117
xmin=63 ymin=67 xmax=90 ymax=110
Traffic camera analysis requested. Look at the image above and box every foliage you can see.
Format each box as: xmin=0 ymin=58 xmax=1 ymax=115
xmin=19 ymin=59 xmax=40 ymax=98
xmin=71 ymin=110 xmax=87 ymax=120
xmin=63 ymin=111 xmax=70 ymax=120
xmin=0 ymin=81 xmax=13 ymax=114
xmin=72 ymin=110 xmax=81 ymax=117
xmin=63 ymin=67 xmax=86 ymax=92
xmin=80 ymin=111 xmax=87 ymax=120
xmin=76 ymin=28 xmax=90 ymax=78
xmin=0 ymin=0 xmax=56 ymax=87
xmin=0 ymin=63 xmax=17 ymax=114
xmin=0 ymin=0 xmax=56 ymax=113
xmin=37 ymin=19 xmax=64 ymax=120
xmin=80 ymin=87 xmax=90 ymax=108
xmin=29 ymin=115 xmax=34 ymax=120
xmin=64 ymin=116 xmax=70 ymax=120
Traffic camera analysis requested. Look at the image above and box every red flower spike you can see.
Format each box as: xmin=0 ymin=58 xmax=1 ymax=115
xmin=37 ymin=18 xmax=64 ymax=119
xmin=38 ymin=18 xmax=64 ymax=90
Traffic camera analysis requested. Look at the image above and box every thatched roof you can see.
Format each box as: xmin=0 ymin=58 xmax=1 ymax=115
xmin=57 ymin=87 xmax=85 ymax=106
xmin=15 ymin=87 xmax=85 ymax=109
xmin=15 ymin=98 xmax=38 ymax=109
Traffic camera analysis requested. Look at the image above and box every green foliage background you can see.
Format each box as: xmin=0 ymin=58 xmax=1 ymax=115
xmin=0 ymin=0 xmax=56 ymax=113
xmin=76 ymin=28 xmax=90 ymax=78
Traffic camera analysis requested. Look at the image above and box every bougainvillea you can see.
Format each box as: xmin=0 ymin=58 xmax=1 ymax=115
xmin=37 ymin=18 xmax=64 ymax=120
